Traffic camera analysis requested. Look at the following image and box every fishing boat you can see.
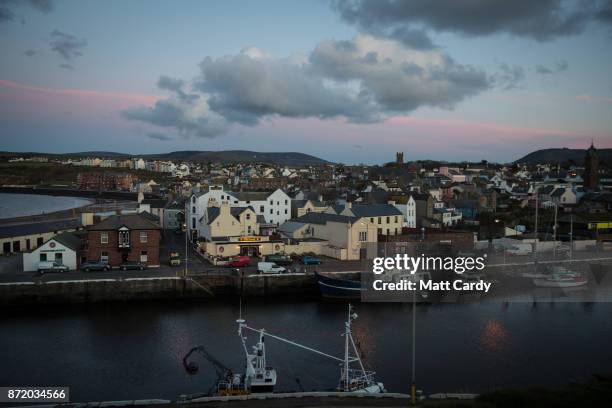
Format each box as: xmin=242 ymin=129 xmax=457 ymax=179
xmin=236 ymin=304 xmax=385 ymax=394
xmin=315 ymin=271 xmax=363 ymax=299
xmin=533 ymin=266 xmax=587 ymax=288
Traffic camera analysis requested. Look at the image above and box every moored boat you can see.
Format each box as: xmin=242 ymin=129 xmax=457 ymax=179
xmin=315 ymin=271 xmax=363 ymax=299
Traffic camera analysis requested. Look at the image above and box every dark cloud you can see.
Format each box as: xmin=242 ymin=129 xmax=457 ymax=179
xmin=49 ymin=30 xmax=87 ymax=63
xmin=27 ymin=0 xmax=52 ymax=13
xmin=123 ymin=35 xmax=490 ymax=139
xmin=0 ymin=6 xmax=15 ymax=23
xmin=535 ymin=60 xmax=569 ymax=75
xmin=331 ymin=0 xmax=607 ymax=42
xmin=24 ymin=49 xmax=36 ymax=57
xmin=147 ymin=132 xmax=172 ymax=141
xmin=0 ymin=0 xmax=52 ymax=24
xmin=490 ymin=63 xmax=525 ymax=90
xmin=122 ymin=98 xmax=227 ymax=139
xmin=157 ymin=75 xmax=199 ymax=103
xmin=596 ymin=0 xmax=612 ymax=23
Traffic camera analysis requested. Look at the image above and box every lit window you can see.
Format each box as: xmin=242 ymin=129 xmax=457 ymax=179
xmin=359 ymin=231 xmax=368 ymax=242
xmin=140 ymin=232 xmax=148 ymax=243
xmin=101 ymin=232 xmax=108 ymax=244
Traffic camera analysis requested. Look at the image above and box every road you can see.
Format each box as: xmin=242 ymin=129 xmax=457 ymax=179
xmin=0 ymin=230 xmax=364 ymax=284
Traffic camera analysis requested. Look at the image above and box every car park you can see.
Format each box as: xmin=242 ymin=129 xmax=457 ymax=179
xmin=81 ymin=261 xmax=111 ymax=272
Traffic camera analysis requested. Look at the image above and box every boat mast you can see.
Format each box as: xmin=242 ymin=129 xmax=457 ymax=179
xmin=344 ymin=305 xmax=351 ymax=391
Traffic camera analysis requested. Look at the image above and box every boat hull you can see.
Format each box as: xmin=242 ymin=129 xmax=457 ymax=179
xmin=315 ymin=272 xmax=363 ymax=299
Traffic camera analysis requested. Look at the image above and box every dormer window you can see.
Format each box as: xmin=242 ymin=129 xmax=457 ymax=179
xmin=118 ymin=227 xmax=130 ymax=248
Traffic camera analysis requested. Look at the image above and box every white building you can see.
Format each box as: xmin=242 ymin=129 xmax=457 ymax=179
xmin=391 ymin=196 xmax=417 ymax=228
xmin=189 ymin=186 xmax=291 ymax=239
xmin=22 ymin=232 xmax=82 ymax=272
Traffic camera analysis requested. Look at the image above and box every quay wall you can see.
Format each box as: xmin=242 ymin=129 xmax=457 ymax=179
xmin=0 ymin=272 xmax=360 ymax=307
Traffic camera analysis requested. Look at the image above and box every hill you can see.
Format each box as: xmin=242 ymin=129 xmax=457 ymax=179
xmin=515 ymin=147 xmax=612 ymax=165
xmin=0 ymin=150 xmax=331 ymax=166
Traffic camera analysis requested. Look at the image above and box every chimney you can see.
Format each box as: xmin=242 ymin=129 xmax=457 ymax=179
xmin=220 ymin=202 xmax=230 ymax=217
xmin=347 ymin=202 xmax=352 ymax=209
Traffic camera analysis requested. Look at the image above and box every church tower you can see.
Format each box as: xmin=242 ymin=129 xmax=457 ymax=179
xmin=396 ymin=152 xmax=404 ymax=165
xmin=583 ymin=141 xmax=599 ymax=189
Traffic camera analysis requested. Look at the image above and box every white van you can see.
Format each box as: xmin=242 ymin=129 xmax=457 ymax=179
xmin=38 ymin=261 xmax=69 ymax=274
xmin=257 ymin=262 xmax=286 ymax=274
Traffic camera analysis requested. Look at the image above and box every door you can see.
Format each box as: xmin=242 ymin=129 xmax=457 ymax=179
xmin=55 ymin=253 xmax=63 ymax=264
xmin=2 ymin=242 xmax=10 ymax=254
xmin=12 ymin=241 xmax=20 ymax=252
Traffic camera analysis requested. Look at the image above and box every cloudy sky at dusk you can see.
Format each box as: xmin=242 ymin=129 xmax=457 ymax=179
xmin=1 ymin=0 xmax=611 ymax=164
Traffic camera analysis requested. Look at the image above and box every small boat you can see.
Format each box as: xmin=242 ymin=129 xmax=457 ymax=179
xmin=315 ymin=271 xmax=363 ymax=299
xmin=533 ymin=266 xmax=587 ymax=288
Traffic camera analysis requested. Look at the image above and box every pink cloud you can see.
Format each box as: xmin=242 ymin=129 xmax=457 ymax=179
xmin=0 ymin=80 xmax=158 ymax=106
xmin=576 ymin=94 xmax=612 ymax=104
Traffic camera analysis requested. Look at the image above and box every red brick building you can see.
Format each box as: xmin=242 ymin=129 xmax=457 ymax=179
xmin=76 ymin=172 xmax=136 ymax=191
xmin=86 ymin=213 xmax=161 ymax=267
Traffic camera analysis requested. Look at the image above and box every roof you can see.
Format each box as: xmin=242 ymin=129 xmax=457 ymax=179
xmin=52 ymin=232 xmax=83 ymax=251
xmin=140 ymin=199 xmax=168 ymax=208
xmin=231 ymin=191 xmax=270 ymax=201
xmin=350 ymin=204 xmax=402 ymax=217
xmin=278 ymin=221 xmax=308 ymax=234
xmin=293 ymin=212 xmax=360 ymax=225
xmin=0 ymin=219 xmax=82 ymax=239
xmin=206 ymin=206 xmax=254 ymax=224
xmin=88 ymin=213 xmax=160 ymax=231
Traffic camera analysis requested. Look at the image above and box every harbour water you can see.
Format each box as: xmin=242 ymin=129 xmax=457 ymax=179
xmin=0 ymin=193 xmax=93 ymax=219
xmin=1 ymin=298 xmax=611 ymax=402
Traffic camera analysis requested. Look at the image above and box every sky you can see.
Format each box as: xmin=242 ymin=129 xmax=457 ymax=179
xmin=1 ymin=0 xmax=612 ymax=164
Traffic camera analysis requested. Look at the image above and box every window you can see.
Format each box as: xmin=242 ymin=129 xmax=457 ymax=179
xmin=377 ymin=228 xmax=382 ymax=235
xmin=359 ymin=231 xmax=368 ymax=242
xmin=247 ymin=225 xmax=252 ymax=234
xmin=192 ymin=206 xmax=196 ymax=214
xmin=101 ymin=232 xmax=108 ymax=244
xmin=140 ymin=232 xmax=148 ymax=243
xmin=378 ymin=217 xmax=381 ymax=224
xmin=394 ymin=216 xmax=398 ymax=223
xmin=37 ymin=237 xmax=43 ymax=246
xmin=386 ymin=217 xmax=390 ymax=223
xmin=140 ymin=251 xmax=148 ymax=262
xmin=270 ymin=209 xmax=273 ymax=214
xmin=118 ymin=230 xmax=130 ymax=248
xmin=386 ymin=228 xmax=390 ymax=235
xmin=192 ymin=218 xmax=196 ymax=229
xmin=285 ymin=209 xmax=288 ymax=214
xmin=285 ymin=199 xmax=288 ymax=205
xmin=192 ymin=196 xmax=196 ymax=203
xmin=55 ymin=253 xmax=63 ymax=263
xmin=259 ymin=205 xmax=264 ymax=213
xmin=40 ymin=253 xmax=47 ymax=262
xmin=370 ymin=218 xmax=374 ymax=223
xmin=100 ymin=251 xmax=109 ymax=263
xmin=270 ymin=200 xmax=273 ymax=205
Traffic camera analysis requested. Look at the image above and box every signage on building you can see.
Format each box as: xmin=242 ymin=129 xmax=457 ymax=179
xmin=238 ymin=236 xmax=262 ymax=242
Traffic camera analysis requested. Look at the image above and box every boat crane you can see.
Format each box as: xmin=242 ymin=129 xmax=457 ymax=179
xmin=237 ymin=304 xmax=385 ymax=394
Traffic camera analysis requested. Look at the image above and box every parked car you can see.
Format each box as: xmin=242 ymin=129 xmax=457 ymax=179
xmin=120 ymin=261 xmax=147 ymax=271
xmin=228 ymin=256 xmax=250 ymax=267
xmin=505 ymin=245 xmax=532 ymax=256
xmin=264 ymin=254 xmax=293 ymax=266
xmin=37 ymin=261 xmax=69 ymax=274
xmin=169 ymin=252 xmax=181 ymax=266
xmin=257 ymin=262 xmax=286 ymax=274
xmin=301 ymin=255 xmax=322 ymax=265
xmin=81 ymin=261 xmax=111 ymax=272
